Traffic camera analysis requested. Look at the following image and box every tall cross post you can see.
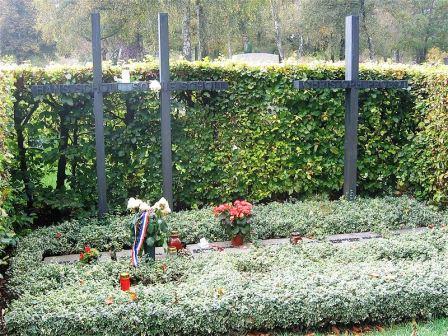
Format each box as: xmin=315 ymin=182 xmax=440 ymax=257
xmin=293 ymin=16 xmax=408 ymax=200
xmin=91 ymin=13 xmax=107 ymax=216
xmin=157 ymin=13 xmax=228 ymax=208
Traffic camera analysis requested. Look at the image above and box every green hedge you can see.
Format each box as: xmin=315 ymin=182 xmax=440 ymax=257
xmin=5 ymin=197 xmax=448 ymax=334
xmin=0 ymin=71 xmax=16 ymax=267
xmin=5 ymin=62 xmax=447 ymax=225
xmin=398 ymin=72 xmax=448 ymax=205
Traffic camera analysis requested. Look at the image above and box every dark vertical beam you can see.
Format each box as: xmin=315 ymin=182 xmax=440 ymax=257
xmin=158 ymin=13 xmax=174 ymax=208
xmin=343 ymin=15 xmax=359 ymax=200
xmin=91 ymin=12 xmax=108 ymax=216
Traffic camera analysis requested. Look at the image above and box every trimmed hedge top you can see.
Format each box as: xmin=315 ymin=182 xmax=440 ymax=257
xmin=5 ymin=196 xmax=448 ymax=335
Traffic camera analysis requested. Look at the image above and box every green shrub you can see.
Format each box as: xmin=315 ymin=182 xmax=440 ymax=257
xmin=398 ymin=71 xmax=448 ymax=206
xmin=6 ymin=196 xmax=445 ymax=296
xmin=5 ymin=223 xmax=448 ymax=335
xmin=0 ymin=71 xmax=16 ymax=271
xmin=4 ymin=62 xmax=446 ymax=229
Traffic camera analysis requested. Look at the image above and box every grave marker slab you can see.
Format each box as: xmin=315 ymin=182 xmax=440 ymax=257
xmin=43 ymin=252 xmax=111 ymax=265
xmin=293 ymin=16 xmax=409 ymax=200
xmin=42 ymin=227 xmax=428 ymax=264
xmin=115 ymin=248 xmax=165 ymax=261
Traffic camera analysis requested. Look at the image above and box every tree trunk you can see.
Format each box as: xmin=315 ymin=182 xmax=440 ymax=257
xmin=297 ymin=35 xmax=304 ymax=59
xmin=270 ymin=0 xmax=284 ymax=60
xmin=294 ymin=0 xmax=303 ymax=59
xmin=359 ymin=0 xmax=374 ymax=60
xmin=195 ymin=0 xmax=207 ymax=59
xmin=182 ymin=0 xmax=192 ymax=61
xmin=15 ymin=123 xmax=33 ymax=209
xmin=339 ymin=36 xmax=345 ymax=61
xmin=416 ymin=0 xmax=436 ymax=64
xmin=227 ymin=31 xmax=232 ymax=57
xmin=56 ymin=109 xmax=69 ymax=190
xmin=394 ymin=49 xmax=400 ymax=63
xmin=13 ymin=75 xmax=34 ymax=210
xmin=71 ymin=119 xmax=78 ymax=187
xmin=13 ymin=113 xmax=33 ymax=209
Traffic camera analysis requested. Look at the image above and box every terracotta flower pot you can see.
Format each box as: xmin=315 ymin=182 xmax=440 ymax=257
xmin=231 ymin=234 xmax=244 ymax=247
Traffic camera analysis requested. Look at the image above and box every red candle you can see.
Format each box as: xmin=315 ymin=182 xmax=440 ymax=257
xmin=120 ymin=272 xmax=130 ymax=291
xmin=168 ymin=231 xmax=183 ymax=250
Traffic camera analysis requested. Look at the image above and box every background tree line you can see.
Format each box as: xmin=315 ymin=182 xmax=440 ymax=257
xmin=0 ymin=0 xmax=447 ymax=65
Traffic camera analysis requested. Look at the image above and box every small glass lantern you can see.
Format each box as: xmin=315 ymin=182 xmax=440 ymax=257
xmin=290 ymin=232 xmax=302 ymax=245
xmin=119 ymin=272 xmax=131 ymax=291
xmin=168 ymin=230 xmax=183 ymax=250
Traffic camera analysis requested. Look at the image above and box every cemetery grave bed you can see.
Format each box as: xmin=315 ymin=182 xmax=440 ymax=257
xmin=5 ymin=196 xmax=448 ymax=335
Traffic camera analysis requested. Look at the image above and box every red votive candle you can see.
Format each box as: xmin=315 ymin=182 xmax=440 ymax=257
xmin=120 ymin=272 xmax=130 ymax=291
xmin=168 ymin=231 xmax=183 ymax=250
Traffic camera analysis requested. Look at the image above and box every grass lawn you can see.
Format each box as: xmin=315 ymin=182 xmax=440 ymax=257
xmin=273 ymin=318 xmax=448 ymax=335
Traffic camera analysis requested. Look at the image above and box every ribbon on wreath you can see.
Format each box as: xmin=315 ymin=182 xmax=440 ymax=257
xmin=131 ymin=211 xmax=150 ymax=267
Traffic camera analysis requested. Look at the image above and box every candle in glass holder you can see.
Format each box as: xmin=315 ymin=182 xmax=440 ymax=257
xmin=120 ymin=272 xmax=131 ymax=291
xmin=168 ymin=231 xmax=183 ymax=250
xmin=290 ymin=232 xmax=302 ymax=245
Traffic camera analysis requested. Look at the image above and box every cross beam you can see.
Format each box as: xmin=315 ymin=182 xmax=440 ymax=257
xmin=31 ymin=81 xmax=227 ymax=96
xmin=293 ymin=16 xmax=408 ymax=200
xmin=157 ymin=13 xmax=228 ymax=208
xmin=294 ymin=80 xmax=408 ymax=90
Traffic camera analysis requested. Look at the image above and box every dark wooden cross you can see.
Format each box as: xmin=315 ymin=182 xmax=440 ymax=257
xmin=293 ymin=15 xmax=408 ymax=200
xmin=31 ymin=12 xmax=227 ymax=216
xmin=157 ymin=12 xmax=228 ymax=208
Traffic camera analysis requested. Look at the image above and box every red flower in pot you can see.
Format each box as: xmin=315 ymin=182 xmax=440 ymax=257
xmin=213 ymin=200 xmax=253 ymax=247
xmin=79 ymin=245 xmax=99 ymax=264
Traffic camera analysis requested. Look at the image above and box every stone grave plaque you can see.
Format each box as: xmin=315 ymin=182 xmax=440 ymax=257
xmin=115 ymin=248 xmax=166 ymax=261
xmin=43 ymin=252 xmax=111 ymax=265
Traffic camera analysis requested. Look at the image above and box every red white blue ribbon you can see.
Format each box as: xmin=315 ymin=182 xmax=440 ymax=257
xmin=131 ymin=211 xmax=150 ymax=267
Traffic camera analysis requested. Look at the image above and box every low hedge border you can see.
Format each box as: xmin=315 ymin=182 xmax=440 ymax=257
xmin=7 ymin=196 xmax=446 ymax=294
xmin=5 ymin=196 xmax=448 ymax=334
xmin=5 ymin=228 xmax=448 ymax=335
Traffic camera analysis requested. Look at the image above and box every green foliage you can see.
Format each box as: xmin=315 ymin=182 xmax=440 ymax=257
xmin=0 ymin=0 xmax=54 ymax=63
xmin=398 ymin=71 xmax=448 ymax=206
xmin=3 ymin=62 xmax=434 ymax=225
xmin=0 ymin=71 xmax=16 ymax=270
xmin=5 ymin=197 xmax=448 ymax=334
xmin=28 ymin=0 xmax=448 ymax=64
xmin=1 ymin=62 xmax=447 ymax=233
xmin=7 ymin=196 xmax=445 ymax=295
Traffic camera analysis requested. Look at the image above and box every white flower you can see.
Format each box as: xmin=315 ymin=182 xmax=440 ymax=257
xmin=139 ymin=202 xmax=152 ymax=212
xmin=199 ymin=238 xmax=210 ymax=249
xmin=153 ymin=197 xmax=171 ymax=215
xmin=127 ymin=197 xmax=143 ymax=211
xmin=121 ymin=70 xmax=131 ymax=83
xmin=114 ymin=70 xmax=131 ymax=83
xmin=149 ymin=80 xmax=161 ymax=92
xmin=232 ymin=145 xmax=238 ymax=151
